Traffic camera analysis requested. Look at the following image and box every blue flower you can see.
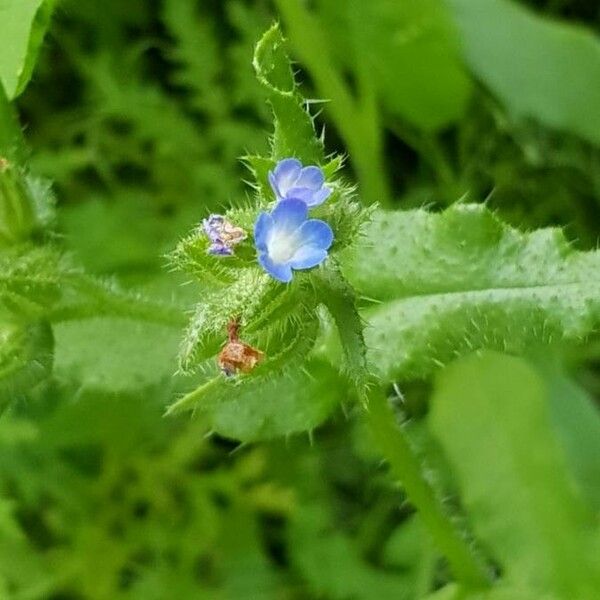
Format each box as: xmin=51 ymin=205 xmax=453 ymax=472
xmin=268 ymin=158 xmax=332 ymax=207
xmin=254 ymin=199 xmax=334 ymax=283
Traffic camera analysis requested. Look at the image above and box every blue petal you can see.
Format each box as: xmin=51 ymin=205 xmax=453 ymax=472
xmin=258 ymin=253 xmax=293 ymax=283
xmin=304 ymin=186 xmax=332 ymax=207
xmin=295 ymin=166 xmax=324 ymax=190
xmin=289 ymin=246 xmax=328 ymax=270
xmin=254 ymin=212 xmax=273 ymax=252
xmin=273 ymin=158 xmax=302 ymax=179
xmin=270 ymin=158 xmax=302 ymax=198
xmin=287 ymin=186 xmax=332 ymax=207
xmin=285 ymin=188 xmax=315 ymax=204
xmin=296 ymin=219 xmax=334 ymax=250
xmin=271 ymin=199 xmax=308 ymax=233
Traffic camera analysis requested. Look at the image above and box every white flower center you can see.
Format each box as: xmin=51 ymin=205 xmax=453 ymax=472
xmin=268 ymin=229 xmax=300 ymax=264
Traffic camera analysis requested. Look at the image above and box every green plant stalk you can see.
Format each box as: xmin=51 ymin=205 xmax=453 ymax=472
xmin=365 ymin=387 xmax=491 ymax=590
xmin=275 ymin=0 xmax=391 ymax=208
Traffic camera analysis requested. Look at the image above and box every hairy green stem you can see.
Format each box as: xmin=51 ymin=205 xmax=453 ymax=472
xmin=313 ymin=264 xmax=369 ymax=400
xmin=275 ymin=0 xmax=391 ymax=208
xmin=49 ymin=272 xmax=187 ymax=328
xmin=365 ymin=387 xmax=491 ymax=590
xmin=319 ymin=259 xmax=489 ymax=588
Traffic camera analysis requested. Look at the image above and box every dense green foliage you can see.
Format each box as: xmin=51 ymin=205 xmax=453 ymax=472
xmin=0 ymin=0 xmax=599 ymax=598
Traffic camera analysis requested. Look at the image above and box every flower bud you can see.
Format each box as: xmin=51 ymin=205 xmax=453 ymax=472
xmin=0 ymin=159 xmax=41 ymax=246
xmin=0 ymin=157 xmax=54 ymax=246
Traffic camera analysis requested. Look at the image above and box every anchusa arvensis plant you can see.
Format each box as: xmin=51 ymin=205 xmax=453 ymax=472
xmin=4 ymin=10 xmax=600 ymax=599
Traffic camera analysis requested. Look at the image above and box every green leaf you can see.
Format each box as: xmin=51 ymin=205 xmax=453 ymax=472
xmin=53 ymin=317 xmax=180 ymax=393
xmin=0 ymin=245 xmax=63 ymax=317
xmin=253 ymin=23 xmax=324 ymax=163
xmin=38 ymin=390 xmax=166 ymax=454
xmin=242 ymin=155 xmax=275 ymax=199
xmin=199 ymin=361 xmax=344 ymax=442
xmin=540 ymin=363 xmax=600 ymax=512
xmin=60 ymin=195 xmax=191 ymax=275
xmin=47 ymin=271 xmax=186 ymax=328
xmin=447 ymin=0 xmax=600 ymax=145
xmin=344 ymin=204 xmax=600 ymax=382
xmin=429 ymin=352 xmax=600 ymax=597
xmin=316 ymin=0 xmax=471 ymax=130
xmin=0 ymin=320 xmax=53 ymax=406
xmin=168 ymin=307 xmax=322 ymax=417
xmin=0 ymin=0 xmax=55 ymax=99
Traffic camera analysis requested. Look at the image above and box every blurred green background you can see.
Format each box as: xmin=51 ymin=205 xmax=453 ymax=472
xmin=1 ymin=0 xmax=600 ymax=598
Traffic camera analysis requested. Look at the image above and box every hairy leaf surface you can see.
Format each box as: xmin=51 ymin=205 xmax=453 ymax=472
xmin=0 ymin=320 xmax=52 ymax=406
xmin=197 ymin=361 xmax=344 ymax=442
xmin=0 ymin=245 xmax=63 ymax=317
xmin=253 ymin=24 xmax=324 ymax=163
xmin=344 ymin=204 xmax=600 ymax=381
